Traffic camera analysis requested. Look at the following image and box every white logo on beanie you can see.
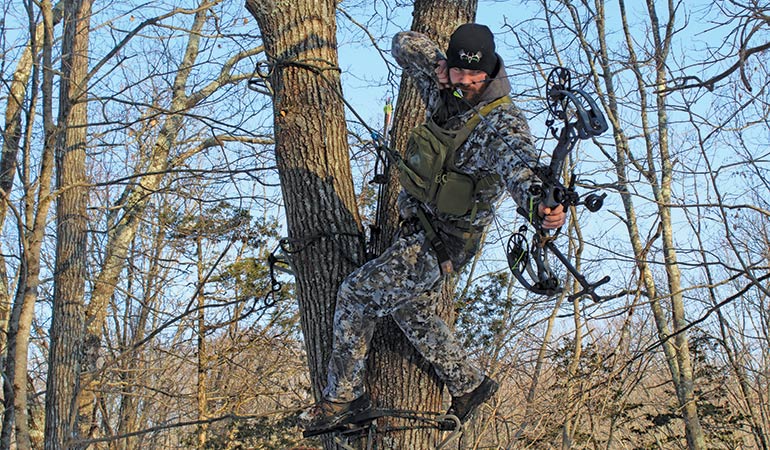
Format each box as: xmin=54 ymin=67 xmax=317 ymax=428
xmin=459 ymin=49 xmax=482 ymax=63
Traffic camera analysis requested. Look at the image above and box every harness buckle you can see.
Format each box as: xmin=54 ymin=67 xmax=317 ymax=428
xmin=430 ymin=237 xmax=454 ymax=274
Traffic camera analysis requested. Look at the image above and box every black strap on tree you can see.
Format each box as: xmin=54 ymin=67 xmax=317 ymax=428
xmin=248 ymin=56 xmax=399 ymax=266
xmin=248 ymin=56 xmax=394 ymax=309
xmin=262 ymin=239 xmax=297 ymax=308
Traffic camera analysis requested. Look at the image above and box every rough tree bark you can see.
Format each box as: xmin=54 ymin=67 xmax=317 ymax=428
xmin=247 ymin=0 xmax=484 ymax=447
xmin=44 ymin=0 xmax=92 ymax=447
xmin=245 ymin=0 xmax=365 ymax=421
xmin=247 ymin=0 xmax=485 ymax=446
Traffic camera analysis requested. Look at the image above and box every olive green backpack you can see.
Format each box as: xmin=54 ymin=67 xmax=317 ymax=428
xmin=398 ymin=95 xmax=511 ymax=217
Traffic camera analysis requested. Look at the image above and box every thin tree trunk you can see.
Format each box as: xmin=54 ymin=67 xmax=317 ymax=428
xmin=561 ymin=295 xmax=583 ymax=449
xmin=44 ymin=0 xmax=92 ymax=446
xmin=689 ymin=95 xmax=770 ymax=450
xmin=559 ymin=0 xmax=705 ymax=446
xmin=0 ymin=2 xmax=59 ymax=449
xmin=645 ymin=1 xmax=705 ymax=446
xmin=0 ymin=11 xmax=35 ymax=361
xmin=0 ymin=7 xmax=63 ymax=444
xmin=76 ymin=5 xmax=211 ymax=440
xmin=715 ymin=295 xmax=769 ymax=448
xmin=115 ymin=224 xmax=165 ymax=450
xmin=611 ymin=0 xmax=684 ymax=394
xmin=6 ymin=172 xmax=55 ymax=450
xmin=196 ymin=234 xmax=208 ymax=449
xmin=515 ymin=295 xmax=564 ymax=442
xmin=583 ymin=0 xmax=706 ymax=445
xmin=692 ymin=206 xmax=769 ymax=448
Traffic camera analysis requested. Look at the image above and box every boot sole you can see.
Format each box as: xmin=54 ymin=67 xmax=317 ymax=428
xmin=454 ymin=379 xmax=499 ymax=422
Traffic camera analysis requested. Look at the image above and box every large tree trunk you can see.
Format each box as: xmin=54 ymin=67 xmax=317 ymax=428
xmin=44 ymin=0 xmax=92 ymax=447
xmin=372 ymin=0 xmax=477 ymax=255
xmin=245 ymin=0 xmax=364 ymax=410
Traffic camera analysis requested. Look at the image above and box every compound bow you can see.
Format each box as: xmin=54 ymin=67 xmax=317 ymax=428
xmin=505 ymin=67 xmax=611 ymax=302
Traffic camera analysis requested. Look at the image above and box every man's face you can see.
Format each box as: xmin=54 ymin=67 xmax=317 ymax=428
xmin=449 ymin=67 xmax=488 ymax=101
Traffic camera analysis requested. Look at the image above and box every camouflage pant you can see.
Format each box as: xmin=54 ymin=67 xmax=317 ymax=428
xmin=322 ymin=230 xmax=484 ymax=402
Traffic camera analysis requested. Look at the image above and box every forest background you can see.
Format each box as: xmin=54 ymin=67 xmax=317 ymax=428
xmin=0 ymin=0 xmax=769 ymax=449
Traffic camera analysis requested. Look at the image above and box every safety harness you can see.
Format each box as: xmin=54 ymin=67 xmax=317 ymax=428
xmin=398 ymin=95 xmax=512 ymax=273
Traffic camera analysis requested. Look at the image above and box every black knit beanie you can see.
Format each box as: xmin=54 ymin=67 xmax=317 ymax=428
xmin=446 ymin=23 xmax=498 ymax=76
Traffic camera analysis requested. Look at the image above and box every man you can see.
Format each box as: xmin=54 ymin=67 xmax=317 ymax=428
xmin=299 ymin=23 xmax=565 ymax=430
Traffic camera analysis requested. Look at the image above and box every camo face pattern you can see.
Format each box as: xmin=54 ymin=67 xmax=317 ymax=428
xmin=323 ymin=231 xmax=484 ymax=401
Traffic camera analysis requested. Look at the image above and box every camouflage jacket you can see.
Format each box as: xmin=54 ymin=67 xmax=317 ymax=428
xmin=391 ymin=31 xmax=543 ymax=265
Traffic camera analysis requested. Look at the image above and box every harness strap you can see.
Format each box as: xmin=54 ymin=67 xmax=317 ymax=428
xmin=415 ymin=207 xmax=454 ymax=274
xmin=460 ymin=172 xmax=502 ymax=251
xmin=415 ymin=96 xmax=513 ymax=268
xmin=447 ymin=95 xmax=510 ymax=231
xmin=444 ymin=95 xmax=512 ymax=168
xmin=454 ymin=96 xmax=511 ymax=251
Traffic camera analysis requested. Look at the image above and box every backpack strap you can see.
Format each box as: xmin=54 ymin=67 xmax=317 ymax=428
xmin=415 ymin=206 xmax=454 ymax=274
xmin=415 ymin=96 xmax=514 ymax=261
xmin=464 ymin=95 xmax=512 ymax=135
xmin=450 ymin=95 xmax=512 ymax=246
xmin=445 ymin=95 xmax=512 ymax=168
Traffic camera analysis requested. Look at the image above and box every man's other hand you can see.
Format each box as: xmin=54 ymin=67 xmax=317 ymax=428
xmin=435 ymin=59 xmax=451 ymax=89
